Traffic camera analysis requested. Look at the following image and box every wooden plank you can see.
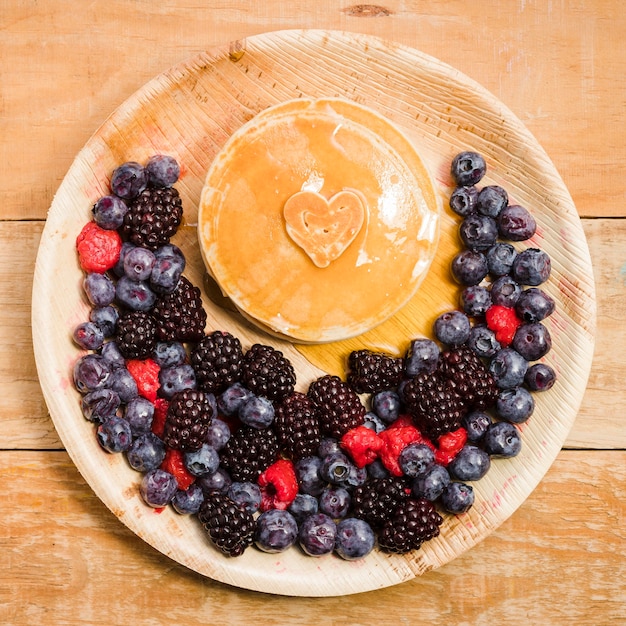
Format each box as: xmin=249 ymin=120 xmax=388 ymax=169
xmin=0 ymin=1 xmax=624 ymax=221
xmin=0 ymin=450 xmax=624 ymax=624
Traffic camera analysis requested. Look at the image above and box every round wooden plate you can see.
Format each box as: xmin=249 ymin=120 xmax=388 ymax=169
xmin=32 ymin=30 xmax=596 ymax=597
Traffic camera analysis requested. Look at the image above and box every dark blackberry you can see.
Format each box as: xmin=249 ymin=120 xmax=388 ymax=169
xmin=274 ymin=392 xmax=321 ymax=461
xmin=114 ymin=310 xmax=158 ymax=359
xmin=240 ymin=344 xmax=296 ymax=402
xmin=190 ymin=331 xmax=243 ymax=394
xmin=197 ymin=492 xmax=255 ymax=557
xmin=219 ymin=425 xmax=279 ymax=483
xmin=379 ymin=498 xmax=443 ymax=554
xmin=120 ymin=186 xmax=183 ymax=250
xmin=151 ymin=276 xmax=207 ymax=343
xmin=438 ymin=345 xmax=498 ymax=410
xmin=350 ymin=476 xmax=410 ymax=529
xmin=403 ymin=372 xmax=466 ymax=441
xmin=347 ymin=349 xmax=404 ymax=394
xmin=307 ymin=375 xmax=366 ymax=439
xmin=162 ymin=389 xmax=214 ymax=451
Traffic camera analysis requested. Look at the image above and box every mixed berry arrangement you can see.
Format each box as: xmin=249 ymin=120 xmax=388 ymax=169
xmin=71 ymin=150 xmax=556 ymax=561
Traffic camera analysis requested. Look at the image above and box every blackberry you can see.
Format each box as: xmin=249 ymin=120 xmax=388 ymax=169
xmin=197 ymin=492 xmax=255 ymax=557
xmin=240 ymin=344 xmax=296 ymax=402
xmin=274 ymin=392 xmax=321 ymax=461
xmin=307 ymin=375 xmax=366 ymax=439
xmin=191 ymin=331 xmax=243 ymax=394
xmin=151 ymin=276 xmax=207 ymax=343
xmin=350 ymin=476 xmax=410 ymax=529
xmin=403 ymin=372 xmax=466 ymax=441
xmin=219 ymin=425 xmax=279 ymax=483
xmin=438 ymin=345 xmax=498 ymax=410
xmin=378 ymin=498 xmax=443 ymax=554
xmin=120 ymin=186 xmax=183 ymax=250
xmin=114 ymin=310 xmax=158 ymax=359
xmin=347 ymin=349 xmax=404 ymax=394
xmin=162 ymin=389 xmax=214 ymax=451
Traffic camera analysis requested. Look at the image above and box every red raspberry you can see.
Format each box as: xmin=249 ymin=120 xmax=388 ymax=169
xmin=76 ymin=221 xmax=122 ymax=273
xmin=485 ymin=305 xmax=523 ymax=346
xmin=151 ymin=397 xmax=169 ymax=438
xmin=257 ymin=459 xmax=298 ymax=511
xmin=378 ymin=418 xmax=433 ymax=476
xmin=434 ymin=427 xmax=468 ymax=466
xmin=126 ymin=358 xmax=161 ymax=402
xmin=340 ymin=425 xmax=383 ymax=468
xmin=160 ymin=448 xmax=195 ymax=490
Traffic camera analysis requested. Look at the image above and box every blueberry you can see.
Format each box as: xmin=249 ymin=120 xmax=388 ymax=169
xmin=184 ymin=444 xmax=219 ymax=477
xmin=486 ymin=242 xmax=517 ymax=277
xmin=459 ymin=214 xmax=498 ymax=251
xmin=227 ymin=481 xmax=262 ymax=513
xmin=73 ymin=354 xmax=110 ymax=393
xmin=441 ymin=482 xmax=474 ymax=514
xmin=92 ymin=195 xmax=128 ymax=230
xmin=412 ymin=464 xmax=451 ymax=501
xmin=115 ymin=276 xmax=157 ymax=311
xmin=483 ymin=421 xmax=522 ymax=457
xmin=318 ymin=437 xmax=342 ymax=458
xmin=146 ymin=154 xmax=180 ymax=188
xmin=525 ymin=362 xmax=557 ymax=392
xmin=497 ymin=204 xmax=536 ymax=241
xmin=404 ymin=338 xmax=440 ymax=376
xmin=467 ymin=325 xmax=501 ymax=358
xmin=83 ymin=272 xmax=116 ymax=307
xmin=172 ymin=483 xmax=204 ymax=515
xmin=107 ymin=367 xmax=138 ymax=403
xmin=97 ymin=416 xmax=132 ymax=453
xmin=73 ymin=321 xmax=105 ymax=351
xmin=126 ymin=432 xmax=166 ymax=472
xmin=515 ymin=287 xmax=555 ymax=323
xmin=196 ymin=467 xmax=232 ymax=495
xmin=320 ymin=451 xmax=353 ymax=486
xmin=372 ymin=389 xmax=401 ymax=424
xmin=288 ymin=493 xmax=319 ymax=523
xmin=496 ymin=387 xmax=534 ymax=423
xmin=238 ymin=395 xmax=275 ymax=429
xmin=299 ymin=513 xmax=336 ymax=557
xmin=489 ymin=348 xmax=528 ymax=389
xmin=490 ymin=275 xmax=522 ymax=308
xmin=150 ymin=244 xmax=186 ymax=295
xmin=512 ymin=322 xmax=552 ymax=361
xmin=123 ymin=246 xmax=156 ymax=282
xmin=398 ymin=443 xmax=435 ymax=478
xmin=434 ymin=310 xmax=471 ymax=347
xmin=334 ymin=518 xmax=376 ymax=560
xmin=204 ymin=418 xmax=231 ymax=451
xmin=462 ymin=410 xmax=492 ymax=442
xmin=139 ymin=468 xmax=178 ymax=507
xmin=367 ymin=459 xmax=390 ymax=479
xmin=152 ymin=341 xmax=187 ymax=368
xmin=110 ymin=161 xmax=148 ymax=200
xmin=363 ymin=411 xmax=387 ymax=433
xmin=124 ymin=396 xmax=155 ymax=434
xmin=159 ymin=363 xmax=197 ymax=399
xmin=90 ymin=306 xmax=119 ymax=337
xmin=345 ymin=464 xmax=368 ymax=489
xmin=449 ymin=186 xmax=478 ymax=217
xmin=99 ymin=341 xmax=126 ymax=370
xmin=295 ymin=456 xmax=325 ymax=497
xmin=113 ymin=242 xmax=137 ymax=277
xmin=217 ymin=382 xmax=253 ymax=416
xmin=461 ymin=285 xmax=492 ymax=317
xmin=450 ymin=151 xmax=486 ymax=187
xmin=255 ymin=510 xmax=299 ymax=553
xmin=477 ymin=185 xmax=508 ymax=218
xmin=81 ymin=388 xmax=120 ymax=423
xmin=451 ymin=250 xmax=489 ymax=286
xmin=511 ymin=248 xmax=551 ymax=286
xmin=449 ymin=445 xmax=491 ymax=481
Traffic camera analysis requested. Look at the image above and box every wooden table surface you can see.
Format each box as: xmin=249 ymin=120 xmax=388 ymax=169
xmin=2 ymin=1 xmax=624 ymax=624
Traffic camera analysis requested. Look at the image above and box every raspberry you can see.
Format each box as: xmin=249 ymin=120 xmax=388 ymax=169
xmin=151 ymin=397 xmax=169 ymax=438
xmin=434 ymin=427 xmax=468 ymax=466
xmin=240 ymin=344 xmax=296 ymax=402
xmin=162 ymin=389 xmax=214 ymax=451
xmin=257 ymin=459 xmax=298 ymax=511
xmin=350 ymin=476 xmax=410 ymax=529
xmin=340 ymin=425 xmax=383 ymax=468
xmin=378 ymin=419 xmax=433 ymax=476
xmin=274 ymin=392 xmax=321 ymax=461
xmin=160 ymin=447 xmax=195 ymax=490
xmin=485 ymin=305 xmax=523 ymax=347
xmin=347 ymin=349 xmax=404 ymax=394
xmin=190 ymin=331 xmax=243 ymax=395
xmin=76 ymin=221 xmax=122 ymax=273
xmin=126 ymin=358 xmax=161 ymax=402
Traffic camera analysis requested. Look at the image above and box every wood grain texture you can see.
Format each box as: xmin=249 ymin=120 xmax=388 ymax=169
xmin=1 ymin=450 xmax=624 ymax=625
